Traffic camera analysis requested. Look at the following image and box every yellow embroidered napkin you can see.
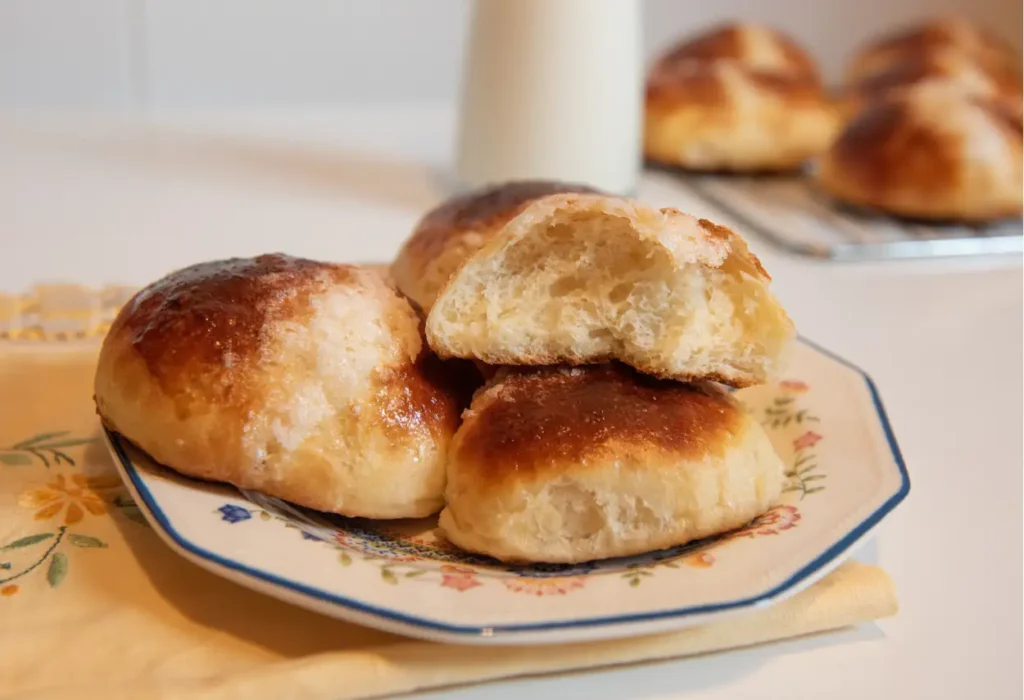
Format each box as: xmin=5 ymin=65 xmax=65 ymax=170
xmin=0 ymin=290 xmax=898 ymax=700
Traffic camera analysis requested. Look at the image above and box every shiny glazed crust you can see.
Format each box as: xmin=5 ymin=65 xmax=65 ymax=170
xmin=94 ymin=254 xmax=468 ymax=519
xmin=844 ymin=17 xmax=1022 ymax=84
xmin=438 ymin=365 xmax=786 ymax=563
xmin=644 ymin=60 xmax=838 ymax=172
xmin=816 ymin=83 xmax=1023 ymax=222
xmin=654 ymin=22 xmax=822 ymax=82
xmin=390 ymin=180 xmax=600 ymax=312
xmin=840 ymin=49 xmax=1023 ymax=120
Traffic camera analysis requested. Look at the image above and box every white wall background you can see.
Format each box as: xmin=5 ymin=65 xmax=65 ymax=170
xmin=1 ymin=0 xmax=1020 ymax=109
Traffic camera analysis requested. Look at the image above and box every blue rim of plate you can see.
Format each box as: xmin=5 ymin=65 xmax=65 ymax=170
xmin=107 ymin=336 xmax=910 ymax=639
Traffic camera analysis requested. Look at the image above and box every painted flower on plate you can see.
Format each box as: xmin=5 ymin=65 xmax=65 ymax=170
xmin=684 ymin=551 xmax=716 ymax=568
xmin=502 ymin=576 xmax=586 ymax=596
xmin=440 ymin=565 xmax=482 ymax=592
xmin=727 ymin=505 xmax=802 ymax=540
xmin=793 ymin=431 xmax=823 ymax=450
xmin=217 ymin=504 xmax=252 ymax=523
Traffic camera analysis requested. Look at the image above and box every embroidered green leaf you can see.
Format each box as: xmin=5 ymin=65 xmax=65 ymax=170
xmin=51 ymin=450 xmax=74 ymax=466
xmin=797 ymin=464 xmax=818 ymax=475
xmin=404 ymin=570 xmax=428 ymax=578
xmin=338 ymin=552 xmax=352 ymax=567
xmin=629 ymin=577 xmax=641 ymax=587
xmin=0 ymin=453 xmax=33 ymax=466
xmin=47 ymin=552 xmax=68 ymax=587
xmin=29 ymin=437 xmax=97 ymax=450
xmin=11 ymin=431 xmax=69 ymax=449
xmin=68 ymin=534 xmax=107 ymax=549
xmin=2 ymin=533 xmax=54 ymax=550
xmin=803 ymin=475 xmax=826 ymax=482
xmin=381 ymin=568 xmax=398 ymax=585
xmin=259 ymin=511 xmax=271 ymax=521
xmin=805 ymin=486 xmax=825 ymax=494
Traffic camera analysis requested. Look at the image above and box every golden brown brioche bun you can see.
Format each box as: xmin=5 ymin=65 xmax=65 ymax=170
xmin=644 ymin=60 xmax=837 ymax=172
xmin=426 ymin=193 xmax=795 ymax=388
xmin=844 ymin=16 xmax=1021 ymax=85
xmin=654 ymin=22 xmax=821 ymax=82
xmin=95 ymin=254 xmax=468 ymax=519
xmin=840 ymin=49 xmax=1023 ymax=121
xmin=390 ymin=180 xmax=601 ymax=313
xmin=438 ymin=365 xmax=786 ymax=564
xmin=816 ymin=82 xmax=1023 ymax=222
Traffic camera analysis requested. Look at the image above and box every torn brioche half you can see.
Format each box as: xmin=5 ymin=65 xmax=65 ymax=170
xmin=425 ymin=194 xmax=795 ymax=387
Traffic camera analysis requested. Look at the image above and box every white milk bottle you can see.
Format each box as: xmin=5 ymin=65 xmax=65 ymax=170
xmin=454 ymin=0 xmax=643 ymax=195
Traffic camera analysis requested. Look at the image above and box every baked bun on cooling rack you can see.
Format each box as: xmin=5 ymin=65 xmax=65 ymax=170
xmin=816 ymin=82 xmax=1023 ymax=222
xmin=391 ymin=180 xmax=601 ymax=313
xmin=643 ymin=59 xmax=837 ymax=172
xmin=655 ymin=22 xmax=822 ymax=82
xmin=438 ymin=365 xmax=786 ymax=564
xmin=425 ymin=193 xmax=795 ymax=388
xmin=94 ymin=254 xmax=466 ymax=519
xmin=844 ymin=16 xmax=1021 ymax=85
xmin=840 ymin=49 xmax=1023 ymax=120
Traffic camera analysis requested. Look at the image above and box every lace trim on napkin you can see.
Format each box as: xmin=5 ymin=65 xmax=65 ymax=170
xmin=0 ymin=285 xmax=136 ymax=342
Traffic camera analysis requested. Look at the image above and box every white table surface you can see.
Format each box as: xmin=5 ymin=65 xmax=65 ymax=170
xmin=1 ymin=107 xmax=1021 ymax=700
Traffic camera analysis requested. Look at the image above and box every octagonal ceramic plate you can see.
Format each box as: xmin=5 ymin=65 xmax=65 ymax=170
xmin=104 ymin=337 xmax=909 ymax=645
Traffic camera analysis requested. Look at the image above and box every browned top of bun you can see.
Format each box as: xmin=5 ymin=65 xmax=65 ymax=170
xmin=105 ymin=254 xmax=470 ymax=438
xmin=372 ymin=355 xmax=474 ymax=441
xmin=865 ymin=18 xmax=1012 ymax=57
xmin=848 ymin=17 xmax=1021 ymax=81
xmin=826 ymin=86 xmax=1022 ymax=196
xmin=118 ymin=254 xmax=351 ymax=397
xmin=453 ymin=365 xmax=743 ymax=489
xmin=408 ymin=180 xmax=602 ymax=262
xmin=646 ymin=59 xmax=825 ymax=108
xmin=844 ymin=50 xmax=1022 ymax=107
xmin=653 ymin=22 xmax=820 ymax=82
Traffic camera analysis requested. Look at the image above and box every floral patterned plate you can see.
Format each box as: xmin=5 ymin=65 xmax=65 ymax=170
xmin=103 ymin=338 xmax=909 ymax=645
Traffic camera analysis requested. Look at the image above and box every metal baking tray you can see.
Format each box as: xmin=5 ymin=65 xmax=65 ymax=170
xmin=650 ymin=170 xmax=1023 ymax=261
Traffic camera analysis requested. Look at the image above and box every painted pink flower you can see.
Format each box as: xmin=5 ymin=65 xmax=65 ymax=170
xmin=724 ymin=505 xmax=802 ymax=540
xmin=793 ymin=431 xmax=823 ymax=451
xmin=502 ymin=577 xmax=586 ymax=596
xmin=684 ymin=551 xmax=715 ymax=568
xmin=767 ymin=505 xmax=801 ymax=531
xmin=440 ymin=564 xmax=482 ymax=592
xmin=779 ymin=380 xmax=810 ymax=393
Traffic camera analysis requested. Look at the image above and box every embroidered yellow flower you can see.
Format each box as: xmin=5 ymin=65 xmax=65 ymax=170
xmin=18 ymin=473 xmax=122 ymax=525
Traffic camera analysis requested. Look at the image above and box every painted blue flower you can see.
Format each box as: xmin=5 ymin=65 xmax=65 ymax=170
xmin=300 ymin=531 xmax=322 ymax=541
xmin=217 ymin=504 xmax=252 ymax=523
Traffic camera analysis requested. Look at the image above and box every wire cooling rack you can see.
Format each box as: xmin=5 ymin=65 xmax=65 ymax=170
xmin=646 ymin=169 xmax=1023 ymax=261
